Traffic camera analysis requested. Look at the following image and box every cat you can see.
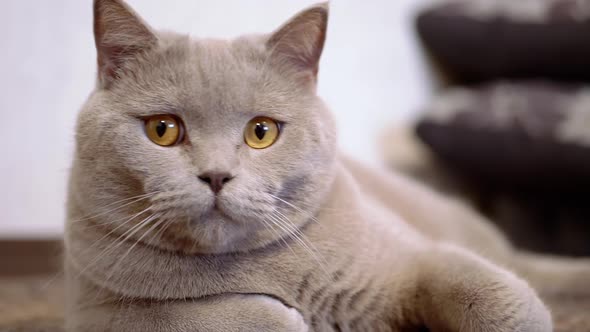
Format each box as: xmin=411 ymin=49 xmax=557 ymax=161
xmin=64 ymin=0 xmax=590 ymax=331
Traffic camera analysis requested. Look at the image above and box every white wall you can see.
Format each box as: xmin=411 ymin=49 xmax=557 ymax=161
xmin=0 ymin=0 xmax=431 ymax=238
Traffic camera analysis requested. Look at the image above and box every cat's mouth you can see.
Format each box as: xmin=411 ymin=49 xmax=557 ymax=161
xmin=212 ymin=202 xmax=227 ymax=217
xmin=208 ymin=198 xmax=234 ymax=221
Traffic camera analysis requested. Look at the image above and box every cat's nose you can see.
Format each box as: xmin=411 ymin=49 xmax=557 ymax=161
xmin=198 ymin=172 xmax=234 ymax=194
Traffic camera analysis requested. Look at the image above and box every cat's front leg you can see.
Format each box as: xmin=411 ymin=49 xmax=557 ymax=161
xmin=414 ymin=244 xmax=552 ymax=332
xmin=67 ymin=294 xmax=308 ymax=332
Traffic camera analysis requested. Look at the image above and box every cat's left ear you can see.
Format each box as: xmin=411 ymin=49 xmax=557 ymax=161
xmin=267 ymin=2 xmax=329 ymax=85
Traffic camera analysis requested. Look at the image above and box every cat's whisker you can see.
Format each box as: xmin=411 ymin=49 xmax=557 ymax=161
xmin=150 ymin=214 xmax=175 ymax=245
xmin=74 ymin=211 xmax=156 ymax=280
xmin=70 ymin=216 xmax=151 ymax=286
xmin=103 ymin=213 xmax=160 ymax=258
xmin=272 ymin=208 xmax=331 ymax=268
xmin=45 ymin=208 xmax=152 ymax=291
xmin=272 ymin=213 xmax=325 ymax=265
xmin=71 ymin=191 xmax=159 ymax=223
xmin=103 ymin=213 xmax=165 ymax=286
xmin=277 ymin=200 xmax=357 ymax=224
xmin=260 ymin=216 xmax=296 ymax=256
xmin=265 ymin=214 xmax=303 ymax=255
xmin=83 ymin=214 xmax=171 ymax=312
xmin=40 ymin=271 xmax=64 ymax=292
xmin=71 ymin=192 xmax=155 ymax=221
xmin=268 ymin=217 xmax=331 ymax=282
xmin=75 ymin=213 xmax=163 ymax=310
xmin=79 ymin=207 xmax=153 ymax=257
xmin=268 ymin=194 xmax=322 ymax=227
xmin=187 ymin=215 xmax=201 ymax=255
xmin=73 ymin=207 xmax=153 ymax=231
xmin=267 ymin=211 xmax=332 ymax=281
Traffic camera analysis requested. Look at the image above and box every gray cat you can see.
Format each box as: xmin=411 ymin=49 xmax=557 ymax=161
xmin=65 ymin=1 xmax=590 ymax=331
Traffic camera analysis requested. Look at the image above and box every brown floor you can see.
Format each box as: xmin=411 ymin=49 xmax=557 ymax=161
xmin=1 ymin=240 xmax=589 ymax=331
xmin=0 ymin=240 xmax=63 ymax=332
xmin=0 ymin=240 xmax=62 ymax=276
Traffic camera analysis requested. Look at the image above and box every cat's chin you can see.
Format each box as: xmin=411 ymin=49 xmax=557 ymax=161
xmin=146 ymin=209 xmax=279 ymax=255
xmin=200 ymin=205 xmax=238 ymax=225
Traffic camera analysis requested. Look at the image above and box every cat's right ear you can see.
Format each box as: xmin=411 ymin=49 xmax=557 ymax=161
xmin=93 ymin=0 xmax=157 ymax=88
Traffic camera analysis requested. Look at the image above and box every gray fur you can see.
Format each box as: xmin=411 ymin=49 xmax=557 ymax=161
xmin=64 ymin=1 xmax=590 ymax=331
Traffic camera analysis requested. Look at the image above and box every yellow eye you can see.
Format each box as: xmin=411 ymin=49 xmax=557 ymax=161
xmin=244 ymin=117 xmax=280 ymax=149
xmin=145 ymin=115 xmax=183 ymax=147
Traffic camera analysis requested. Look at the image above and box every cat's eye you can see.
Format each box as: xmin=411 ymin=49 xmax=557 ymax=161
xmin=244 ymin=117 xmax=280 ymax=149
xmin=145 ymin=115 xmax=183 ymax=147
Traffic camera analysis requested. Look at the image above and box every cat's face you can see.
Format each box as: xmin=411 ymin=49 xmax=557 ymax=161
xmin=70 ymin=0 xmax=336 ymax=254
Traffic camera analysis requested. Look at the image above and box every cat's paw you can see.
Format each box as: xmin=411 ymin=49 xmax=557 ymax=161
xmin=462 ymin=280 xmax=552 ymax=332
xmin=419 ymin=244 xmax=553 ymax=332
xmin=280 ymin=307 xmax=309 ymax=332
xmin=249 ymin=295 xmax=309 ymax=332
xmin=514 ymin=295 xmax=553 ymax=332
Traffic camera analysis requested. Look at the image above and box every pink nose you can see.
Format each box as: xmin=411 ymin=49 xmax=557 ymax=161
xmin=198 ymin=172 xmax=233 ymax=194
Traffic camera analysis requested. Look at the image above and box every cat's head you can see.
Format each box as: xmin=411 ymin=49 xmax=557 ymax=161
xmin=70 ymin=0 xmax=337 ymax=254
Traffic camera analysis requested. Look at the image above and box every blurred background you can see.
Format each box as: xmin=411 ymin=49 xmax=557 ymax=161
xmin=2 ymin=0 xmax=590 ymax=330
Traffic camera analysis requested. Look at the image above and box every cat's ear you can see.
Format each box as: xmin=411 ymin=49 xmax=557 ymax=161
xmin=93 ymin=0 xmax=157 ymax=87
xmin=267 ymin=3 xmax=329 ymax=84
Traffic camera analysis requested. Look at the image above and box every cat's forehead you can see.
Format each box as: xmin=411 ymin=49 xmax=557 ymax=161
xmin=112 ymin=34 xmax=303 ymax=121
xmin=191 ymin=37 xmax=266 ymax=77
xmin=157 ymin=35 xmax=268 ymax=90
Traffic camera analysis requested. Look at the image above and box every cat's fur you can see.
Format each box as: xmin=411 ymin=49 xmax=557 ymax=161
xmin=64 ymin=1 xmax=590 ymax=331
